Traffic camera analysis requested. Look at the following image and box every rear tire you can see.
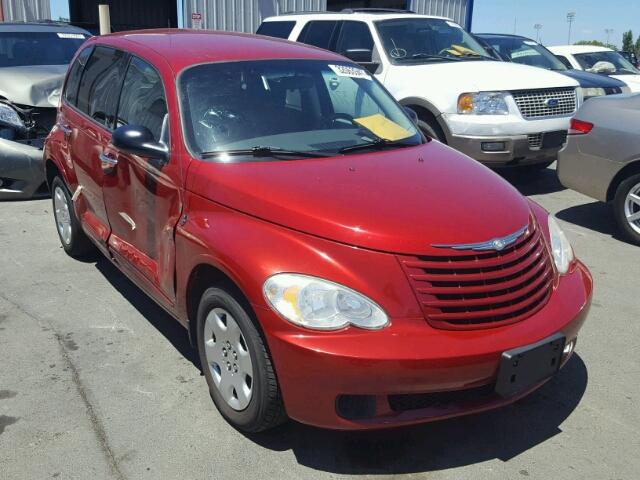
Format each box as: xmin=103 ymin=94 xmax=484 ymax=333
xmin=51 ymin=176 xmax=95 ymax=258
xmin=613 ymin=173 xmax=640 ymax=246
xmin=196 ymin=287 xmax=286 ymax=432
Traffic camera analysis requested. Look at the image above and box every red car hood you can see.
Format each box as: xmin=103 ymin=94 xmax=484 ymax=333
xmin=187 ymin=142 xmax=532 ymax=255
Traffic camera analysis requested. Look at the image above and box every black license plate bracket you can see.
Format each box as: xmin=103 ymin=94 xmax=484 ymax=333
xmin=541 ymin=130 xmax=567 ymax=149
xmin=495 ymin=333 xmax=565 ymax=398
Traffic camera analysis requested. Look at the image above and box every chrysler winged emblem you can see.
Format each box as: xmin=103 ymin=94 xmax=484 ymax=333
xmin=432 ymin=225 xmax=528 ymax=251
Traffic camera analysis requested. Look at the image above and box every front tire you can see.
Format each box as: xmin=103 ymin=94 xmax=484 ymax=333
xmin=417 ymin=117 xmax=446 ymax=143
xmin=51 ymin=176 xmax=94 ymax=258
xmin=613 ymin=173 xmax=640 ymax=246
xmin=196 ymin=287 xmax=286 ymax=432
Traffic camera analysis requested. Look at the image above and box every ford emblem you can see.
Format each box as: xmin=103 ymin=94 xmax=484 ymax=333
xmin=545 ymin=98 xmax=560 ymax=107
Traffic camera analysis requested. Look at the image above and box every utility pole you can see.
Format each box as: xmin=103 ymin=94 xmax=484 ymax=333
xmin=513 ymin=17 xmax=517 ymax=34
xmin=534 ymin=24 xmax=543 ymax=42
xmin=567 ymin=12 xmax=576 ymax=44
xmin=605 ymin=28 xmax=614 ymax=45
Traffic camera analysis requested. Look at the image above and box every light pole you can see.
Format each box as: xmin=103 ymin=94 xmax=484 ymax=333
xmin=534 ymin=24 xmax=543 ymax=42
xmin=567 ymin=12 xmax=576 ymax=44
xmin=605 ymin=28 xmax=614 ymax=46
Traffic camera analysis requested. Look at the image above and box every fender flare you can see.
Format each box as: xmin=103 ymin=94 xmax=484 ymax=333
xmin=398 ymin=97 xmax=453 ymax=143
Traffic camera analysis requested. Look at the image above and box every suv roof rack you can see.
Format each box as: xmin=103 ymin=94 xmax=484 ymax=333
xmin=340 ymin=8 xmax=415 ymax=14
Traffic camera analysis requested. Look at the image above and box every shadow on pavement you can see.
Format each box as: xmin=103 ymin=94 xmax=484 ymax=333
xmin=248 ymin=355 xmax=587 ymax=474
xmin=94 ymin=256 xmax=199 ymax=369
xmin=496 ymin=164 xmax=567 ymax=197
xmin=556 ymin=200 xmax=620 ymax=236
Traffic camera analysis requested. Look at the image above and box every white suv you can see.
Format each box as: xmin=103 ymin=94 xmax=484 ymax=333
xmin=258 ymin=10 xmax=581 ymax=168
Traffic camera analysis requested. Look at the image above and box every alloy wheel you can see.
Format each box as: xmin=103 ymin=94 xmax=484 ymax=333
xmin=53 ymin=186 xmax=72 ymax=246
xmin=624 ymin=182 xmax=640 ymax=235
xmin=203 ymin=307 xmax=254 ymax=411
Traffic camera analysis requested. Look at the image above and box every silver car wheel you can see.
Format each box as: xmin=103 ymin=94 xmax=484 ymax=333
xmin=203 ymin=307 xmax=254 ymax=411
xmin=53 ymin=186 xmax=72 ymax=246
xmin=624 ymin=183 xmax=640 ymax=235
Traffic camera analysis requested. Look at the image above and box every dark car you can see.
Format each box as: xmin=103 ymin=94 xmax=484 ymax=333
xmin=0 ymin=21 xmax=90 ymax=200
xmin=475 ymin=33 xmax=628 ymax=100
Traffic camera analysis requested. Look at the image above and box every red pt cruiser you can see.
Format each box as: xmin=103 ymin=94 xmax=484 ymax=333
xmin=44 ymin=31 xmax=592 ymax=432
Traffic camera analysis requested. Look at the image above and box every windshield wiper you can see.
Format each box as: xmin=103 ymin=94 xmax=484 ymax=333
xmin=405 ymin=53 xmax=460 ymax=61
xmin=201 ymin=146 xmax=331 ymax=159
xmin=338 ymin=138 xmax=417 ymax=154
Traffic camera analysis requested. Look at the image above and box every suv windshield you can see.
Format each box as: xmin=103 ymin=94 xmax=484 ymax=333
xmin=178 ymin=59 xmax=422 ymax=161
xmin=574 ymin=51 xmax=640 ymax=75
xmin=375 ymin=18 xmax=492 ymax=64
xmin=0 ymin=31 xmax=87 ymax=67
xmin=482 ymin=36 xmax=567 ymax=71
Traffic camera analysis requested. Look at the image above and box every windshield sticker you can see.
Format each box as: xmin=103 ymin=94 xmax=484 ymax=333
xmin=523 ymin=40 xmax=538 ymax=46
xmin=57 ymin=33 xmax=86 ymax=39
xmin=445 ymin=21 xmax=461 ymax=28
xmin=354 ymin=114 xmax=412 ymax=142
xmin=511 ymin=49 xmax=538 ymax=59
xmin=328 ymin=64 xmax=371 ymax=80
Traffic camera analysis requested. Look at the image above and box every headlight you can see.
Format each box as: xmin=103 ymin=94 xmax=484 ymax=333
xmin=620 ymin=86 xmax=632 ymax=94
xmin=0 ymin=103 xmax=24 ymax=131
xmin=548 ymin=216 xmax=574 ymax=274
xmin=458 ymin=92 xmax=510 ymax=115
xmin=48 ymin=88 xmax=62 ymax=107
xmin=579 ymin=87 xmax=606 ymax=98
xmin=263 ymin=273 xmax=389 ymax=330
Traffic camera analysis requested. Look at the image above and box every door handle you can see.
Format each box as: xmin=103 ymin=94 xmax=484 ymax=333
xmin=99 ymin=152 xmax=118 ymax=175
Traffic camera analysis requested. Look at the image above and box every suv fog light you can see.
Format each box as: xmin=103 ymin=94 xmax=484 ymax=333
xmin=481 ymin=141 xmax=506 ymax=152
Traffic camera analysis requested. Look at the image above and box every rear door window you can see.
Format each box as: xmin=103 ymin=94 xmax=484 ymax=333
xmin=115 ymin=56 xmax=167 ymax=141
xmin=76 ymin=46 xmax=128 ymax=128
xmin=64 ymin=46 xmax=93 ymax=106
xmin=298 ymin=21 xmax=339 ymax=50
xmin=335 ymin=21 xmax=374 ymax=55
xmin=256 ymin=21 xmax=296 ymax=39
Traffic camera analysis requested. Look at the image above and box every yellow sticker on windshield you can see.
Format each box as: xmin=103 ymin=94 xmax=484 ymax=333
xmin=446 ymin=44 xmax=479 ymax=56
xmin=354 ymin=113 xmax=412 ymax=142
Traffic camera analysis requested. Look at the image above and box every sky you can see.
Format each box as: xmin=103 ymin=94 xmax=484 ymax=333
xmin=50 ymin=0 xmax=640 ymax=48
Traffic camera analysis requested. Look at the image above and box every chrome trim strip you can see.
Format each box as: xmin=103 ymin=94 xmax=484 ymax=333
xmin=432 ymin=225 xmax=529 ymax=251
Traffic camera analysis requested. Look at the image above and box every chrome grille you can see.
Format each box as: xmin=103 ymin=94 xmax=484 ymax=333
xmin=398 ymin=221 xmax=554 ymax=330
xmin=511 ymin=88 xmax=576 ymax=119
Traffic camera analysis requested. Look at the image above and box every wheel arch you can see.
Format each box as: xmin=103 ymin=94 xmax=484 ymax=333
xmin=399 ymin=97 xmax=451 ymax=143
xmin=606 ymin=159 xmax=640 ymax=202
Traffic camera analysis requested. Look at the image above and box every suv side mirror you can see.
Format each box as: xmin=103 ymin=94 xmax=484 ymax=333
xmin=112 ymin=124 xmax=168 ymax=162
xmin=342 ymin=48 xmax=380 ymax=74
xmin=403 ymin=106 xmax=419 ymax=124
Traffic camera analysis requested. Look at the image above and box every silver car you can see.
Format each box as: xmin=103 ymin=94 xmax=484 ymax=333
xmin=558 ymin=93 xmax=640 ymax=244
xmin=0 ymin=22 xmax=89 ymax=200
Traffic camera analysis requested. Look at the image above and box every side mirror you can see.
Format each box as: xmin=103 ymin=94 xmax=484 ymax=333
xmin=342 ymin=48 xmax=380 ymax=74
xmin=589 ymin=61 xmax=616 ymax=74
xmin=111 ymin=124 xmax=168 ymax=162
xmin=403 ymin=106 xmax=419 ymax=124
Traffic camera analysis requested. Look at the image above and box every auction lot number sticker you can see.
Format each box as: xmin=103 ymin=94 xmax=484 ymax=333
xmin=328 ymin=64 xmax=371 ymax=80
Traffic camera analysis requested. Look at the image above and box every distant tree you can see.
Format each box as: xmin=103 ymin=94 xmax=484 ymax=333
xmin=622 ymin=30 xmax=634 ymax=52
xmin=636 ymin=35 xmax=640 ymax=56
xmin=575 ymin=40 xmax=618 ymax=50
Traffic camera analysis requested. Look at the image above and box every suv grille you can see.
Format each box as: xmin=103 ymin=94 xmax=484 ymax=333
xmin=398 ymin=221 xmax=553 ymax=330
xmin=511 ymin=88 xmax=576 ymax=119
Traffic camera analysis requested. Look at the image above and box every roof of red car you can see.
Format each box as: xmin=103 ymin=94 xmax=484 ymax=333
xmin=94 ymin=29 xmax=345 ymax=73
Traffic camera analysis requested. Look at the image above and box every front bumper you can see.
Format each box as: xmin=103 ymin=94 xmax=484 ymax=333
xmin=442 ymin=113 xmax=572 ymax=167
xmin=0 ymin=137 xmax=47 ymax=200
xmin=257 ymin=261 xmax=592 ymax=430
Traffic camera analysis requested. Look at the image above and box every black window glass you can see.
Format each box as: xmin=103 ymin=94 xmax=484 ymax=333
xmin=0 ymin=31 xmax=87 ymax=67
xmin=64 ymin=46 xmax=92 ymax=106
xmin=76 ymin=46 xmax=128 ymax=127
xmin=256 ymin=21 xmax=296 ymax=39
xmin=116 ymin=57 xmax=167 ymax=141
xmin=336 ymin=21 xmax=374 ymax=54
xmin=299 ymin=21 xmax=338 ymax=50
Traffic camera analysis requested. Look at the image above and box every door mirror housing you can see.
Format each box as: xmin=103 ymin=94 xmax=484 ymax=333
xmin=111 ymin=124 xmax=168 ymax=161
xmin=342 ymin=49 xmax=380 ymax=74
xmin=403 ymin=106 xmax=419 ymax=124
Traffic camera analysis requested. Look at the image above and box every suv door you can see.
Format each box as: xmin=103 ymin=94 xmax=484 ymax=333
xmin=102 ymin=55 xmax=181 ymax=306
xmin=63 ymin=46 xmax=128 ymax=248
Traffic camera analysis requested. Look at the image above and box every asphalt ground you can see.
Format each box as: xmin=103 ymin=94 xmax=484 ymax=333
xmin=1 ymin=165 xmax=638 ymax=479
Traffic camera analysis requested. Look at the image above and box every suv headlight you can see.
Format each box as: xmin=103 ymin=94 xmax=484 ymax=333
xmin=263 ymin=273 xmax=389 ymax=330
xmin=458 ymin=92 xmax=510 ymax=115
xmin=548 ymin=216 xmax=574 ymax=274
xmin=620 ymin=86 xmax=632 ymax=94
xmin=0 ymin=103 xmax=25 ymax=131
xmin=579 ymin=87 xmax=606 ymax=98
